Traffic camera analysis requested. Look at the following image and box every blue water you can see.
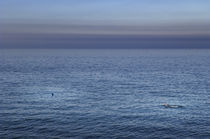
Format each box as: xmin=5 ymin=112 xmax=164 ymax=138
xmin=0 ymin=49 xmax=210 ymax=138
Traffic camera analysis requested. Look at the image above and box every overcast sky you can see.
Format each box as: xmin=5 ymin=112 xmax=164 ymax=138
xmin=1 ymin=0 xmax=210 ymax=48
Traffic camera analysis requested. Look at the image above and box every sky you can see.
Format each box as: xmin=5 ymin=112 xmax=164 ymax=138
xmin=1 ymin=0 xmax=210 ymax=48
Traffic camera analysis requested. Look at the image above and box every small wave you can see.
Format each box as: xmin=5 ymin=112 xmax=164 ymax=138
xmin=45 ymin=87 xmax=64 ymax=92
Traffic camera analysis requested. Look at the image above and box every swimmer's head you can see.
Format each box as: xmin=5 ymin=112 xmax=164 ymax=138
xmin=163 ymin=103 xmax=169 ymax=106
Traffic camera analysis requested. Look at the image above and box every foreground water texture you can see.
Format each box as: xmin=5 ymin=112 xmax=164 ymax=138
xmin=0 ymin=49 xmax=210 ymax=138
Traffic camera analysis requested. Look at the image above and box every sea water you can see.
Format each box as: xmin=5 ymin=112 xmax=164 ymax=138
xmin=0 ymin=49 xmax=210 ymax=138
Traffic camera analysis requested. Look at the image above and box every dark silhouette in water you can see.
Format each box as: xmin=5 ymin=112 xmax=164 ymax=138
xmin=52 ymin=93 xmax=54 ymax=96
xmin=163 ymin=103 xmax=183 ymax=108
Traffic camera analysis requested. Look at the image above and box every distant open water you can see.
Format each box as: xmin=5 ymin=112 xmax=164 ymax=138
xmin=0 ymin=49 xmax=210 ymax=138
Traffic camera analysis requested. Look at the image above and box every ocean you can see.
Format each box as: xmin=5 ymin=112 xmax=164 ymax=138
xmin=0 ymin=49 xmax=210 ymax=138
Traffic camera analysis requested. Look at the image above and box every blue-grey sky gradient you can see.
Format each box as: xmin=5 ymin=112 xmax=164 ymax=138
xmin=1 ymin=0 xmax=210 ymax=48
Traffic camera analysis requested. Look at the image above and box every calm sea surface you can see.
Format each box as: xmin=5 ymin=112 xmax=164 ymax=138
xmin=0 ymin=49 xmax=210 ymax=138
